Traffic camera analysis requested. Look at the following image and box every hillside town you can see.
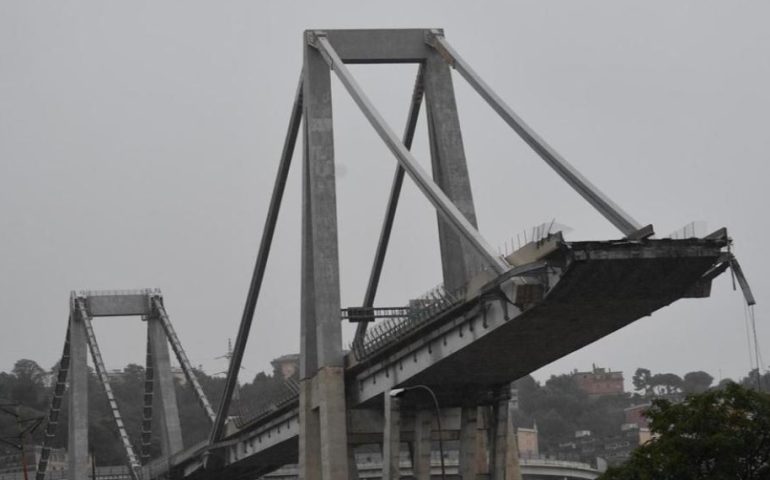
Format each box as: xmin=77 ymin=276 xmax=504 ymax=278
xmin=3 ymin=354 xmax=767 ymax=479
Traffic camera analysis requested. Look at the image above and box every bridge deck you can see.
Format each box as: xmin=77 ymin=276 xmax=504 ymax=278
xmin=398 ymin=238 xmax=722 ymax=402
xmin=155 ymin=236 xmax=728 ymax=479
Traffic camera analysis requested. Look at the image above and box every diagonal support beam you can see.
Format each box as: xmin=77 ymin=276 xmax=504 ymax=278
xmin=151 ymin=297 xmax=216 ymax=423
xmin=310 ymin=33 xmax=509 ymax=275
xmin=354 ymin=64 xmax=425 ymax=347
xmin=141 ymin=326 xmax=155 ymax=463
xmin=35 ymin=323 xmax=71 ymax=480
xmin=210 ymin=74 xmax=304 ymax=444
xmin=426 ymin=31 xmax=645 ymax=238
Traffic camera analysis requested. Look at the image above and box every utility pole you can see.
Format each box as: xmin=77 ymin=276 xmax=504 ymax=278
xmin=216 ymin=339 xmax=245 ymax=418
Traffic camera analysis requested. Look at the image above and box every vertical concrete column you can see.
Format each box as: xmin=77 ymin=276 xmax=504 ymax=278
xmin=298 ymin=379 xmax=321 ymax=480
xmin=347 ymin=443 xmax=360 ymax=480
xmin=491 ymin=398 xmax=505 ymax=478
xmin=458 ymin=406 xmax=478 ymax=480
xmin=147 ymin=316 xmax=183 ymax=457
xmin=299 ymin=35 xmax=350 ymax=480
xmin=412 ymin=410 xmax=433 ymax=480
xmin=477 ymin=406 xmax=492 ymax=477
xmin=424 ymin=50 xmax=482 ymax=292
xmin=491 ymin=397 xmax=522 ymax=480
xmin=382 ymin=394 xmax=401 ymax=480
xmin=506 ymin=388 xmax=523 ymax=478
xmin=67 ymin=312 xmax=89 ymax=480
xmin=506 ymin=399 xmax=523 ymax=480
xmin=317 ymin=368 xmax=349 ymax=479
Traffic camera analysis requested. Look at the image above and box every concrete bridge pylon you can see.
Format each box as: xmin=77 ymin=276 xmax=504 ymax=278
xmin=37 ymin=290 xmax=216 ymax=480
xmin=299 ymin=28 xmax=494 ymax=480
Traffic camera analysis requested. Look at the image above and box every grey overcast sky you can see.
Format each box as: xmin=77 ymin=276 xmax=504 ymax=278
xmin=1 ymin=1 xmax=768 ymax=388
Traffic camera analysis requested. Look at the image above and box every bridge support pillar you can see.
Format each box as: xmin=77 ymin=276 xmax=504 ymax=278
xmin=425 ymin=50 xmax=482 ymax=292
xmin=476 ymin=406 xmax=493 ymax=478
xmin=148 ymin=316 xmax=183 ymax=457
xmin=299 ymin=368 xmax=349 ymax=479
xmin=299 ymin=378 xmax=322 ymax=480
xmin=491 ymin=395 xmax=522 ymax=480
xmin=382 ymin=393 xmax=401 ymax=480
xmin=67 ymin=312 xmax=90 ymax=480
xmin=412 ymin=410 xmax=433 ymax=480
xmin=299 ymin=39 xmax=350 ymax=480
xmin=459 ymin=406 xmax=480 ymax=480
xmin=347 ymin=442 xmax=360 ymax=480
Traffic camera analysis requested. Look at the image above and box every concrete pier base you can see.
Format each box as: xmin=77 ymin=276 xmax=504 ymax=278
xmin=298 ymin=369 xmax=350 ymax=479
xmin=299 ymin=379 xmax=322 ymax=480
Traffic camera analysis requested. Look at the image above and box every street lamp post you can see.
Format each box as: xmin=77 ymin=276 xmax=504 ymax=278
xmin=390 ymin=385 xmax=446 ymax=480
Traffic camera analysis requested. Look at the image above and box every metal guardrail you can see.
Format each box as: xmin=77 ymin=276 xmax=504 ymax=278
xmin=234 ymin=378 xmax=301 ymax=428
xmin=233 ymin=284 xmax=465 ymax=426
xmin=340 ymin=307 xmax=411 ymax=322
xmin=234 ymin=284 xmax=465 ymax=426
xmin=2 ymin=465 xmax=138 ymax=480
xmin=77 ymin=289 xmax=161 ymax=297
xmin=261 ymin=453 xmax=600 ymax=479
xmin=351 ymin=284 xmax=465 ymax=360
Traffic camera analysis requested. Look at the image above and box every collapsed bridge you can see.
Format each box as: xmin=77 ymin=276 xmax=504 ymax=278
xmin=34 ymin=29 xmax=754 ymax=480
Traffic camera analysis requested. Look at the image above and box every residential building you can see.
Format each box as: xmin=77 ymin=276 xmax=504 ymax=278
xmin=572 ymin=365 xmax=624 ymax=396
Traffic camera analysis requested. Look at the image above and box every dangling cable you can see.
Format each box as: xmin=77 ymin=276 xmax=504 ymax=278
xmin=730 ymin=250 xmax=762 ymax=390
xmin=749 ymin=305 xmax=764 ymax=391
xmin=743 ymin=300 xmax=756 ymax=374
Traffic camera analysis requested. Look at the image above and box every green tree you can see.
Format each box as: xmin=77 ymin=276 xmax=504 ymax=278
xmin=0 ymin=372 xmax=13 ymax=402
xmin=682 ymin=371 xmax=713 ymax=394
xmin=632 ymin=368 xmax=652 ymax=396
xmin=740 ymin=369 xmax=770 ymax=392
xmin=648 ymin=373 xmax=682 ymax=396
xmin=717 ymin=378 xmax=736 ymax=389
xmin=600 ymin=383 xmax=770 ymax=480
xmin=11 ymin=359 xmax=47 ymax=409
xmin=176 ymin=368 xmax=225 ymax=448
